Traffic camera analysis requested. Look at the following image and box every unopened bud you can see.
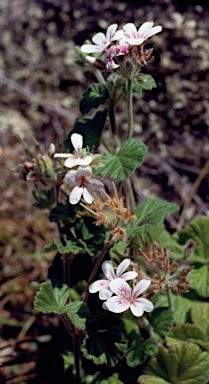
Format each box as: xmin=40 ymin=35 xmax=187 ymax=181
xmin=48 ymin=143 xmax=56 ymax=157
xmin=85 ymin=56 xmax=106 ymax=70
xmin=183 ymin=239 xmax=195 ymax=259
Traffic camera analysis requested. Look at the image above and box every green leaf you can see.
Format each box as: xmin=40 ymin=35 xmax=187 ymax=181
xmin=65 ymin=109 xmax=107 ymax=151
xmin=126 ymin=198 xmax=179 ymax=238
xmin=81 ymin=313 xmax=127 ymax=367
xmin=150 ymin=308 xmax=173 ymax=338
xmin=123 ymin=318 xmax=143 ymax=367
xmin=80 ymin=83 xmax=109 ymax=114
xmin=167 ymin=324 xmax=207 ymax=346
xmin=138 ymin=342 xmax=209 ymax=384
xmin=96 ymin=139 xmax=147 ymax=180
xmin=191 ymin=302 xmax=209 ymax=329
xmin=132 ymin=74 xmax=157 ymax=96
xmin=33 ymin=187 xmax=55 ymax=209
xmin=99 ymin=373 xmax=123 ymax=384
xmin=67 ymin=301 xmax=90 ymax=330
xmin=34 ymin=281 xmax=70 ymax=314
xmin=44 ymin=237 xmax=83 ymax=254
xmin=109 ymin=240 xmax=129 ymax=262
xmin=49 ymin=202 xmax=77 ymax=224
xmin=172 ymin=217 xmax=209 ymax=297
xmin=153 ymin=293 xmax=192 ymax=325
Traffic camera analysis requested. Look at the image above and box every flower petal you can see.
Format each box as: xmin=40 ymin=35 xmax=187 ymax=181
xmin=106 ymin=23 xmax=117 ymax=41
xmin=116 ymin=258 xmax=130 ymax=277
xmin=99 ymin=287 xmax=113 ymax=300
xmin=132 ymin=278 xmax=151 ymax=299
xmin=64 ymin=155 xmax=79 ymax=168
xmin=71 ymin=133 xmax=83 ymax=152
xmin=89 ymin=279 xmax=109 ymax=293
xmin=130 ymin=301 xmax=144 ymax=317
xmin=77 ymin=156 xmax=93 ymax=166
xmin=135 ymin=298 xmax=154 ymax=312
xmin=127 ymin=37 xmax=145 ymax=46
xmin=102 ymin=260 xmax=115 ymax=280
xmin=83 ymin=186 xmax=94 ymax=204
xmin=123 ymin=23 xmax=138 ymax=36
xmin=113 ymin=29 xmax=124 ymax=41
xmin=69 ymin=186 xmax=83 ymax=204
xmin=105 ymin=295 xmax=130 ymax=313
xmin=92 ymin=32 xmax=107 ymax=47
xmin=89 ymin=178 xmax=104 ymax=190
xmin=121 ymin=271 xmax=138 ymax=281
xmin=138 ymin=22 xmax=154 ymax=35
xmin=65 ymin=169 xmax=77 ymax=184
xmin=76 ymin=165 xmax=92 ymax=177
xmin=81 ymin=44 xmax=102 ymax=53
xmin=54 ymin=153 xmax=71 ymax=158
xmin=146 ymin=25 xmax=162 ymax=38
xmin=109 ymin=278 xmax=132 ymax=300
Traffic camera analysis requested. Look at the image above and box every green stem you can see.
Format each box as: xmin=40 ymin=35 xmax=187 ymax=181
xmin=123 ymin=178 xmax=135 ymax=213
xmin=74 ymin=334 xmax=82 ymax=383
xmin=83 ymin=233 xmax=113 ymax=303
xmin=126 ymin=78 xmax=133 ymax=140
xmin=166 ymin=285 xmax=173 ymax=311
xmin=109 ymin=105 xmax=121 ymax=149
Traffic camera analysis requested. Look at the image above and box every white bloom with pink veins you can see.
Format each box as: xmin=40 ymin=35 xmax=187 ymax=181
xmin=81 ymin=23 xmax=124 ymax=54
xmin=105 ymin=277 xmax=154 ymax=317
xmin=89 ymin=259 xmax=138 ymax=300
xmin=54 ymin=133 xmax=92 ymax=168
xmin=123 ymin=21 xmax=162 ymax=46
xmin=65 ymin=165 xmax=104 ymax=205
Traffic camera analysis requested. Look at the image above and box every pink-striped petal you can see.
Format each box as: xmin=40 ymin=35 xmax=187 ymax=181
xmin=89 ymin=279 xmax=110 ymax=293
xmin=123 ymin=23 xmax=138 ymax=36
xmin=92 ymin=32 xmax=107 ymax=47
xmin=109 ymin=278 xmax=132 ymax=300
xmin=121 ymin=271 xmax=138 ymax=281
xmin=106 ymin=23 xmax=118 ymax=41
xmin=105 ymin=295 xmax=130 ymax=313
xmin=102 ymin=260 xmax=115 ymax=280
xmin=132 ymin=278 xmax=151 ymax=299
xmin=116 ymin=258 xmax=130 ymax=277
xmin=130 ymin=301 xmax=144 ymax=317
xmin=138 ymin=21 xmax=154 ymax=35
xmin=69 ymin=186 xmax=83 ymax=204
xmin=134 ymin=298 xmax=154 ymax=312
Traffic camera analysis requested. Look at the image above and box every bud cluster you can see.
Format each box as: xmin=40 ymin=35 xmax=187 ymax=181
xmin=138 ymin=240 xmax=194 ymax=296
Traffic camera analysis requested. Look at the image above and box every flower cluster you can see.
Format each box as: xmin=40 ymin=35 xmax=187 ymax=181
xmin=54 ymin=133 xmax=104 ymax=204
xmin=81 ymin=21 xmax=162 ymax=71
xmin=89 ymin=258 xmax=154 ymax=317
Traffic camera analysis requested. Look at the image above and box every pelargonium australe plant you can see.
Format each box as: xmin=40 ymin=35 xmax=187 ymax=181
xmin=18 ymin=21 xmax=209 ymax=384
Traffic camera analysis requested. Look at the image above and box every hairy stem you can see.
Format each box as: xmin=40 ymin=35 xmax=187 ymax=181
xmin=126 ymin=78 xmax=133 ymax=140
xmin=166 ymin=285 xmax=173 ymax=311
xmin=74 ymin=334 xmax=82 ymax=383
xmin=178 ymin=160 xmax=209 ymax=230
xmin=83 ymin=233 xmax=113 ymax=303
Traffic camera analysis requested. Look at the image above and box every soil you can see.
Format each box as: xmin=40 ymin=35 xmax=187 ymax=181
xmin=0 ymin=0 xmax=209 ymax=382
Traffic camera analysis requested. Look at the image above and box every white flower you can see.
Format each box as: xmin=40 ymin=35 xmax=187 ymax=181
xmin=65 ymin=165 xmax=103 ymax=205
xmin=81 ymin=23 xmax=123 ymax=54
xmin=54 ymin=133 xmax=92 ymax=168
xmin=105 ymin=278 xmax=154 ymax=317
xmin=89 ymin=259 xmax=138 ymax=300
xmin=123 ymin=21 xmax=162 ymax=46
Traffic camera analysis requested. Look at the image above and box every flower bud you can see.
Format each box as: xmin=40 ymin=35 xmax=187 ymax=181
xmin=85 ymin=56 xmax=106 ymax=70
